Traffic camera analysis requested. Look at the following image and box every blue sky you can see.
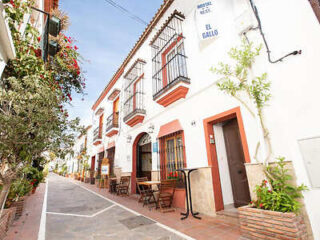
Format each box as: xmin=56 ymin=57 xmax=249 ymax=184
xmin=60 ymin=0 xmax=163 ymax=126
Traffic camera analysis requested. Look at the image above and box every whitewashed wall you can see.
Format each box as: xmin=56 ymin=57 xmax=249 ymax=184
xmin=90 ymin=0 xmax=320 ymax=237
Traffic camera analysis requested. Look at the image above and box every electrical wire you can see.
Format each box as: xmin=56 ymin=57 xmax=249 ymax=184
xmin=248 ymin=0 xmax=302 ymax=64
xmin=103 ymin=0 xmax=148 ymax=26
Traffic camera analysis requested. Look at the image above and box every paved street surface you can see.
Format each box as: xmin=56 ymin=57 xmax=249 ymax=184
xmin=45 ymin=174 xmax=190 ymax=240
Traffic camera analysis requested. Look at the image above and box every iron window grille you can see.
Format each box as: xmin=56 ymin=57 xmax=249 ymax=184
xmin=151 ymin=11 xmax=190 ymax=100
xmin=157 ymin=131 xmax=186 ymax=188
xmin=93 ymin=126 xmax=101 ymax=142
xmin=106 ymin=112 xmax=119 ymax=133
xmin=123 ymin=59 xmax=146 ymax=122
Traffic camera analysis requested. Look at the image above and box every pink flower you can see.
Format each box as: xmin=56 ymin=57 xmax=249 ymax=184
xmin=74 ymin=45 xmax=78 ymax=50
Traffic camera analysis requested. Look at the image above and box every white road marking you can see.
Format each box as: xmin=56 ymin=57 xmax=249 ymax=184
xmin=70 ymin=180 xmax=195 ymax=240
xmin=46 ymin=204 xmax=116 ymax=218
xmin=37 ymin=178 xmax=49 ymax=240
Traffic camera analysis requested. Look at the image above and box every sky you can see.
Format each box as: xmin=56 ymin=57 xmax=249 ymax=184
xmin=60 ymin=0 xmax=163 ymax=126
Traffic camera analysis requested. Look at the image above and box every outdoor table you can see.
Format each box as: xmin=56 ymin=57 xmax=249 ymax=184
xmin=109 ymin=177 xmax=117 ymax=194
xmin=138 ymin=181 xmax=160 ymax=208
xmin=177 ymin=168 xmax=201 ymax=220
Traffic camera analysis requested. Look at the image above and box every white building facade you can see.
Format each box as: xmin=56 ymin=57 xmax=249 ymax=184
xmin=89 ymin=0 xmax=320 ymax=238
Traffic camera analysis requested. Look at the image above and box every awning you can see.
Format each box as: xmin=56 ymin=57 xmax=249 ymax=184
xmin=157 ymin=119 xmax=183 ymax=139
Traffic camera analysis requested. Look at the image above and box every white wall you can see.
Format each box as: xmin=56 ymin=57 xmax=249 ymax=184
xmin=89 ymin=0 xmax=320 ymax=237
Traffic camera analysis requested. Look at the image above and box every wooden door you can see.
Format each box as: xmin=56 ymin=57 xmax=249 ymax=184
xmin=107 ymin=147 xmax=115 ymax=176
xmin=91 ymin=156 xmax=95 ymax=172
xmin=223 ymin=118 xmax=251 ymax=207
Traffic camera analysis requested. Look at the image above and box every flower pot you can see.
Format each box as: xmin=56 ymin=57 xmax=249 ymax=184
xmin=0 ymin=211 xmax=10 ymax=239
xmin=32 ymin=187 xmax=37 ymax=194
xmin=239 ymin=205 xmax=307 ymax=240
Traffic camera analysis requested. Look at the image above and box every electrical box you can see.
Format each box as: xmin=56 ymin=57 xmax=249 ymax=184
xmin=298 ymin=136 xmax=320 ymax=188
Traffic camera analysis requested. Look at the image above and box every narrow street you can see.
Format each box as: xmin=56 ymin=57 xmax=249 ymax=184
xmin=44 ymin=174 xmax=191 ymax=240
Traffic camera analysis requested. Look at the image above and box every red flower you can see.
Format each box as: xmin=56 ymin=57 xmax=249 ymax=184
xmin=174 ymin=172 xmax=178 ymax=177
xmin=268 ymin=190 xmax=272 ymax=193
xmin=264 ymin=180 xmax=268 ymax=184
xmin=74 ymin=45 xmax=78 ymax=50
xmin=9 ymin=0 xmax=15 ymax=8
xmin=37 ymin=37 xmax=41 ymax=42
xmin=259 ymin=203 xmax=263 ymax=208
xmin=40 ymin=74 xmax=44 ymax=79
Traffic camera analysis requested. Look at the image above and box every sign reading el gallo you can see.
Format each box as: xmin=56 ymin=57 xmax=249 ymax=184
xmin=196 ymin=0 xmax=219 ymax=41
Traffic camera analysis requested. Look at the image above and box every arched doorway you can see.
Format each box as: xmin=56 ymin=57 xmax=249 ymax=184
xmin=131 ymin=132 xmax=152 ymax=193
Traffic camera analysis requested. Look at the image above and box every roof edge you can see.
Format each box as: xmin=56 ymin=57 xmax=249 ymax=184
xmin=91 ymin=0 xmax=175 ymax=111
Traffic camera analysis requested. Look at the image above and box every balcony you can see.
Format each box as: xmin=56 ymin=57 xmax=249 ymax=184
xmin=151 ymin=11 xmax=190 ymax=107
xmin=123 ymin=59 xmax=146 ymax=127
xmin=105 ymin=112 xmax=119 ymax=137
xmin=93 ymin=127 xmax=102 ymax=146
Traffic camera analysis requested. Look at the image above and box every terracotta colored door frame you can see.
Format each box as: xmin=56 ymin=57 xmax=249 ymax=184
xmin=203 ymin=106 xmax=250 ymax=212
xmin=131 ymin=132 xmax=147 ymax=194
xmin=91 ymin=156 xmax=96 ymax=171
xmin=98 ymin=114 xmax=104 ymax=138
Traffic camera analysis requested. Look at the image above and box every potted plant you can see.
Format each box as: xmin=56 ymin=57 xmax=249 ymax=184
xmin=5 ymin=179 xmax=32 ymax=219
xmin=239 ymin=157 xmax=308 ymax=239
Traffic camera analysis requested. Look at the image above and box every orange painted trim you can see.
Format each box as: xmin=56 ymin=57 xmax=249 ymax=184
xmin=156 ymin=85 xmax=189 ymax=107
xmin=98 ymin=114 xmax=104 ymax=138
xmin=161 ymin=35 xmax=183 ymax=87
xmin=92 ymin=68 xmax=124 ymax=111
xmin=93 ymin=140 xmax=102 ymax=146
xmin=106 ymin=129 xmax=118 ymax=137
xmin=157 ymin=119 xmax=183 ymax=139
xmin=131 ymin=132 xmax=147 ymax=194
xmin=113 ymin=97 xmax=119 ymax=113
xmin=203 ymin=106 xmax=251 ymax=212
xmin=125 ymin=115 xmax=145 ymax=127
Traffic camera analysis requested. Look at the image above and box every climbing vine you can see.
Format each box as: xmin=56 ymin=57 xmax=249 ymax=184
xmin=212 ymin=39 xmax=272 ymax=164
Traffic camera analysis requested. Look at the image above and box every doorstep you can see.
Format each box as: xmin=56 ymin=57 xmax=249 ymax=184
xmin=71 ymin=178 xmax=246 ymax=240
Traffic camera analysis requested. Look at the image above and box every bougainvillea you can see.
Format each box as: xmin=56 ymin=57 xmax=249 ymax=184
xmin=0 ymin=0 xmax=85 ymax=217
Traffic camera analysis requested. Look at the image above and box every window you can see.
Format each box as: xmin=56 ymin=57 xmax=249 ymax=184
xmin=123 ymin=59 xmax=146 ymax=122
xmin=151 ymin=11 xmax=190 ymax=99
xmin=159 ymin=132 xmax=186 ymax=187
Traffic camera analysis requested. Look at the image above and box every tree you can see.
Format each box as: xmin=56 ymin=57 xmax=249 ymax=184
xmin=212 ymin=39 xmax=272 ymax=164
xmin=0 ymin=0 xmax=85 ymax=216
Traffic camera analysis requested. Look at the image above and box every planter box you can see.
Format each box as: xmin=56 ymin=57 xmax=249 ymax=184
xmin=0 ymin=211 xmax=9 ymax=240
xmin=3 ymin=207 xmax=16 ymax=231
xmin=239 ymin=206 xmax=308 ymax=240
xmin=11 ymin=197 xmax=25 ymax=220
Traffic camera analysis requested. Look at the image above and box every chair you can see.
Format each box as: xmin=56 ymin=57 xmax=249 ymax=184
xmin=136 ymin=177 xmax=156 ymax=208
xmin=157 ymin=180 xmax=176 ymax=213
xmin=136 ymin=177 xmax=148 ymax=202
xmin=116 ymin=176 xmax=131 ymax=196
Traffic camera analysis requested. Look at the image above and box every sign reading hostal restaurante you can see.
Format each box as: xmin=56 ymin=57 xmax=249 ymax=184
xmin=196 ymin=0 xmax=219 ymax=41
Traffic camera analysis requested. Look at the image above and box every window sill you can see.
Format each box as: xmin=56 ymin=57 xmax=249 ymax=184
xmin=154 ymin=77 xmax=190 ymax=107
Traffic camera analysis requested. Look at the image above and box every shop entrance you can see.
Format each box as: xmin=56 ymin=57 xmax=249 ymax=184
xmin=131 ymin=132 xmax=152 ymax=194
xmin=106 ymin=147 xmax=115 ymax=176
xmin=222 ymin=118 xmax=251 ymax=207
xmin=136 ymin=134 xmax=152 ymax=180
xmin=204 ymin=107 xmax=251 ymax=211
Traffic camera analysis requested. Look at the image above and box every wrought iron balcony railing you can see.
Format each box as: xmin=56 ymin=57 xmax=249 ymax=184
xmin=106 ymin=112 xmax=119 ymax=133
xmin=123 ymin=91 xmax=146 ymax=122
xmin=93 ymin=127 xmax=101 ymax=142
xmin=152 ymin=50 xmax=189 ymax=99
